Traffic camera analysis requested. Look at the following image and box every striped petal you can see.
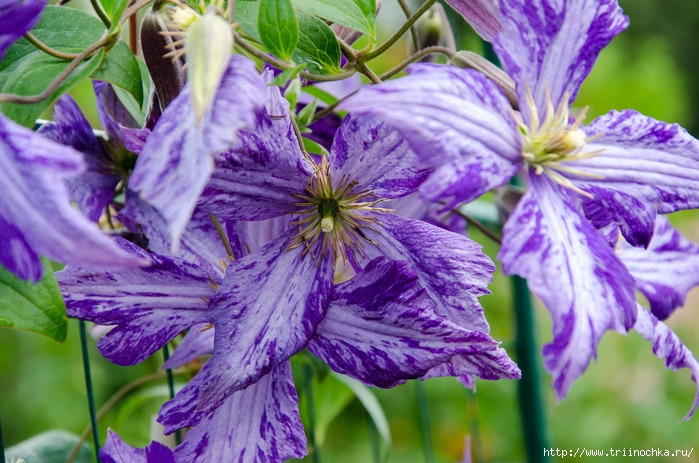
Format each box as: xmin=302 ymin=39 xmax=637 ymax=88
xmin=57 ymin=238 xmax=212 ymax=365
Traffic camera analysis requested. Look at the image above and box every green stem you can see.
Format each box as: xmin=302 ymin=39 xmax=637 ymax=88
xmin=0 ymin=408 xmax=5 ymax=463
xmin=78 ymin=320 xmax=101 ymax=462
xmin=396 ymin=0 xmax=420 ymax=53
xmin=0 ymin=36 xmax=107 ymax=104
xmin=363 ymin=0 xmax=437 ymax=61
xmin=303 ymin=365 xmax=320 ymax=463
xmin=90 ymin=0 xmax=112 ymax=29
xmin=464 ymin=388 xmax=484 ymax=463
xmin=24 ymin=32 xmax=79 ymax=60
xmin=512 ymin=275 xmax=550 ymax=462
xmin=378 ymin=45 xmax=454 ymax=80
xmin=415 ymin=381 xmax=434 ymax=463
xmin=162 ymin=344 xmax=182 ymax=445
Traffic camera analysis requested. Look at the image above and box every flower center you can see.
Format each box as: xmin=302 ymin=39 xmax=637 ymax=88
xmin=516 ymin=86 xmax=604 ymax=196
xmin=287 ymin=156 xmax=391 ymax=263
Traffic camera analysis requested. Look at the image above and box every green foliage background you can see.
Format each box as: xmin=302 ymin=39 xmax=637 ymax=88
xmin=2 ymin=0 xmax=699 ymax=462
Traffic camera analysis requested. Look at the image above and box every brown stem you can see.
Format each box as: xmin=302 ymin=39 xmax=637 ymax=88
xmin=0 ymin=37 xmax=108 ymax=104
xmin=379 ymin=45 xmax=455 ymax=80
xmin=24 ymin=32 xmax=80 ymax=60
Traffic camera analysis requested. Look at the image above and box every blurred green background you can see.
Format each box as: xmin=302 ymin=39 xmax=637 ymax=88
xmin=3 ymin=0 xmax=699 ymax=461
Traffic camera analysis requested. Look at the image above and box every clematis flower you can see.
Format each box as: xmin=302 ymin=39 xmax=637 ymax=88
xmin=0 ymin=115 xmax=145 ymax=281
xmin=0 ymin=0 xmax=45 ymax=60
xmin=39 ymin=81 xmax=141 ymax=222
xmin=143 ymin=78 xmax=519 ymax=457
xmin=343 ymin=0 xmax=699 ymax=398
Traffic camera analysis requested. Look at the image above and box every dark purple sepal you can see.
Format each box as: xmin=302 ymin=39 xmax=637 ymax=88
xmin=342 ymin=64 xmax=522 ymax=205
xmin=421 ymin=346 xmax=521 ymax=381
xmin=330 ymin=113 xmax=430 ymax=199
xmin=1 ymin=115 xmax=144 ymax=281
xmin=0 ymin=215 xmax=42 ymax=282
xmin=633 ymin=305 xmax=699 ymax=420
xmin=94 ymin=80 xmax=139 ymax=131
xmin=200 ymin=88 xmax=312 ymax=221
xmin=170 ymin=362 xmax=306 ymax=463
xmin=498 ymin=174 xmax=636 ymax=399
xmin=445 ymin=0 xmax=500 ymax=41
xmin=0 ymin=0 xmax=45 ymax=60
xmin=162 ymin=323 xmax=214 ymax=369
xmin=39 ymin=94 xmax=120 ymax=222
xmin=119 ymin=190 xmax=229 ymax=279
xmin=100 ymin=429 xmax=175 ymax=463
xmin=361 ymin=214 xmax=494 ymax=333
xmin=190 ymin=231 xmax=333 ymax=412
xmin=386 ymin=193 xmax=467 ymax=235
xmin=57 ymin=238 xmax=212 ymax=366
xmin=129 ymin=55 xmax=265 ymax=249
xmin=569 ymin=111 xmax=699 ymax=235
xmin=310 ymin=257 xmax=515 ymax=387
xmin=619 ymin=217 xmax=699 ymax=321
xmin=493 ymin=0 xmax=628 ymax=121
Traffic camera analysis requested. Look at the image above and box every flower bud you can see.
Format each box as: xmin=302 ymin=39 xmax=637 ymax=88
xmin=185 ymin=7 xmax=233 ymax=124
xmin=140 ymin=6 xmax=186 ymax=111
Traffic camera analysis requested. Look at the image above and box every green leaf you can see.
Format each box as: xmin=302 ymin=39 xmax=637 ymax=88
xmin=296 ymin=97 xmax=317 ymax=127
xmin=293 ymin=11 xmax=342 ymax=75
xmin=6 ymin=430 xmax=93 ymax=463
xmin=291 ymin=0 xmax=375 ymax=38
xmin=334 ymin=373 xmax=391 ymax=457
xmin=302 ymin=84 xmax=339 ymax=105
xmin=102 ymin=0 xmax=129 ymax=31
xmin=92 ymin=41 xmax=144 ymax=108
xmin=299 ymin=373 xmax=356 ymax=446
xmin=302 ymin=135 xmax=329 ymax=156
xmin=236 ymin=0 xmax=262 ymax=42
xmin=112 ymin=55 xmax=151 ymax=127
xmin=258 ymin=0 xmax=298 ymax=62
xmin=269 ymin=63 xmax=306 ymax=87
xmin=0 ymin=6 xmax=107 ymax=126
xmin=0 ymin=259 xmax=67 ymax=342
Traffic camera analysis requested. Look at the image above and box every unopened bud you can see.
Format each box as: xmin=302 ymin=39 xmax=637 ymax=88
xmin=185 ymin=7 xmax=233 ymax=124
xmin=140 ymin=6 xmax=187 ymax=110
xmin=418 ymin=4 xmax=447 ymax=51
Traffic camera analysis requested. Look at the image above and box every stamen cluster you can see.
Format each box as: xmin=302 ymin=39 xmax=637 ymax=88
xmin=516 ymin=87 xmax=604 ymax=196
xmin=288 ymin=156 xmax=391 ymax=263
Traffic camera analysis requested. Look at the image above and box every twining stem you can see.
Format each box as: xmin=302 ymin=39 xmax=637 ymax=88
xmin=397 ymin=0 xmax=420 ymax=53
xmin=449 ymin=207 xmax=502 ymax=245
xmin=0 ymin=36 xmax=108 ymax=104
xmin=90 ymin=0 xmax=112 ymax=29
xmin=363 ymin=0 xmax=437 ymax=61
xmin=24 ymin=32 xmax=80 ymax=60
xmin=379 ymin=45 xmax=455 ymax=80
xmin=233 ymin=32 xmax=357 ymax=83
xmin=65 ymin=369 xmax=190 ymax=463
xmin=78 ymin=320 xmax=101 ymax=463
xmin=310 ymin=90 xmax=357 ymax=123
xmin=120 ymin=0 xmax=154 ymax=25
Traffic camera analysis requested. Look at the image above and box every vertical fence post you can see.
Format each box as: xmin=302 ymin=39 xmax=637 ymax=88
xmin=415 ymin=381 xmax=434 ymax=463
xmin=79 ymin=319 xmax=101 ymax=462
xmin=512 ymin=276 xmax=550 ymax=462
xmin=303 ymin=364 xmax=320 ymax=463
xmin=0 ymin=410 xmax=5 ymax=463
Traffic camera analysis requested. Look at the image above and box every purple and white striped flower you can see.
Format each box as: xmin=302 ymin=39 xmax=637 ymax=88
xmin=0 ymin=0 xmax=45 ymax=60
xmin=0 ymin=115 xmax=145 ymax=281
xmin=343 ymin=0 xmax=699 ymax=398
xmin=147 ymin=81 xmax=519 ymax=455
